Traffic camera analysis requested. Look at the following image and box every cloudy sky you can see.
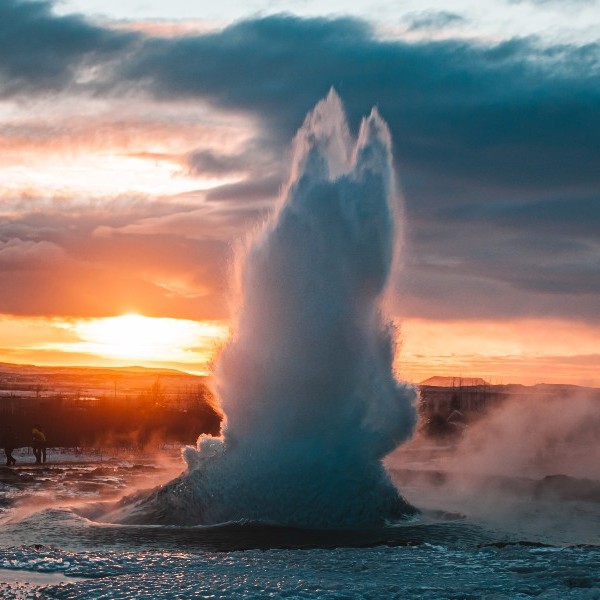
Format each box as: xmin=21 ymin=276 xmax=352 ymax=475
xmin=0 ymin=0 xmax=599 ymax=384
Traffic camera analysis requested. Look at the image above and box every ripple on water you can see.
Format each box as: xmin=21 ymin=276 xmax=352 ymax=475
xmin=0 ymin=541 xmax=598 ymax=599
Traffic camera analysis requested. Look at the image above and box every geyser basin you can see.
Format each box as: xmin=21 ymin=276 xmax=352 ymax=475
xmin=109 ymin=91 xmax=418 ymax=528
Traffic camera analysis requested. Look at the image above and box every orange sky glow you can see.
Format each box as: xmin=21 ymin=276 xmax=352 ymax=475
xmin=0 ymin=314 xmax=229 ymax=374
xmin=0 ymin=313 xmax=597 ymax=387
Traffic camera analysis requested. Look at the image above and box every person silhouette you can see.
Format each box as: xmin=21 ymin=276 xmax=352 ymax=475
xmin=31 ymin=424 xmax=47 ymax=464
xmin=2 ymin=426 xmax=17 ymax=466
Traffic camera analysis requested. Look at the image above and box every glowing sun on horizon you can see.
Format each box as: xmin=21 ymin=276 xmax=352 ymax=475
xmin=70 ymin=313 xmax=228 ymax=364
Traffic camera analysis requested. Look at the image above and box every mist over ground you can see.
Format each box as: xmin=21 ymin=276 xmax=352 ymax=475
xmin=387 ymin=387 xmax=600 ymax=544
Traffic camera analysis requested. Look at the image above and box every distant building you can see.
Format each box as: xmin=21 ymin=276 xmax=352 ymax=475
xmin=419 ymin=380 xmax=502 ymax=420
xmin=420 ymin=376 xmax=489 ymax=388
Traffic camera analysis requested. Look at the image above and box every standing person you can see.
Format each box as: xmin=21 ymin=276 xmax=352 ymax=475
xmin=2 ymin=426 xmax=17 ymax=466
xmin=32 ymin=424 xmax=47 ymax=464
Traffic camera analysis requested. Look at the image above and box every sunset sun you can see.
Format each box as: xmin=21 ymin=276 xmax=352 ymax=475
xmin=71 ymin=314 xmax=229 ymax=365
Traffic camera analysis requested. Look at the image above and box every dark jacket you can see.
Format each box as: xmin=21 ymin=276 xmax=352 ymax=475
xmin=2 ymin=429 xmax=17 ymax=450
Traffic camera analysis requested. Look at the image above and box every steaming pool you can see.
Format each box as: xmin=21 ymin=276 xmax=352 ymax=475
xmin=0 ymin=451 xmax=599 ymax=599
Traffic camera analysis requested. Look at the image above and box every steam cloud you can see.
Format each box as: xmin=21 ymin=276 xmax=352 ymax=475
xmin=114 ymin=91 xmax=417 ymax=528
xmin=448 ymin=392 xmax=600 ymax=480
xmin=386 ymin=389 xmax=600 ymax=544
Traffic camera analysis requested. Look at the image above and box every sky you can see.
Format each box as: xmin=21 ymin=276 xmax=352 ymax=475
xmin=0 ymin=0 xmax=599 ymax=385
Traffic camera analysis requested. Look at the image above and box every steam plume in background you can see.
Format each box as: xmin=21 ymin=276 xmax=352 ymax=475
xmin=386 ymin=389 xmax=600 ymax=544
xmin=448 ymin=392 xmax=600 ymax=480
xmin=112 ymin=90 xmax=417 ymax=528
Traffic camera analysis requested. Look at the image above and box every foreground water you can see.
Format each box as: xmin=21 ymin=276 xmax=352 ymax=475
xmin=0 ymin=449 xmax=598 ymax=599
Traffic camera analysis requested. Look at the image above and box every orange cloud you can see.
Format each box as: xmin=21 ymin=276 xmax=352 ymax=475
xmin=0 ymin=95 xmax=257 ymax=199
xmin=0 ymin=236 xmax=228 ymax=320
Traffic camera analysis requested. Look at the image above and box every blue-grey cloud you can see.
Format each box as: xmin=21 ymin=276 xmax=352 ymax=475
xmin=186 ymin=139 xmax=285 ymax=182
xmin=205 ymin=177 xmax=282 ymax=203
xmin=187 ymin=150 xmax=249 ymax=176
xmin=437 ymin=194 xmax=600 ymax=239
xmin=0 ymin=0 xmax=136 ymax=95
xmin=120 ymin=17 xmax=600 ymax=193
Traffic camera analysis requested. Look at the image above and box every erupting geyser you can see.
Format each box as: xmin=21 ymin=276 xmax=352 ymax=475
xmin=115 ymin=91 xmax=418 ymax=528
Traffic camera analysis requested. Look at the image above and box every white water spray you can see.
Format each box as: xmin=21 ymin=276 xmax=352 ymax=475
xmin=117 ymin=91 xmax=417 ymax=528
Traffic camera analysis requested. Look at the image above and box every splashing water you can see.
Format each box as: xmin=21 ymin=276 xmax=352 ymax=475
xmin=114 ymin=91 xmax=417 ymax=528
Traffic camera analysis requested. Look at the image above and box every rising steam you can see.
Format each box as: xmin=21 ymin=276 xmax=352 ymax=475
xmin=113 ymin=91 xmax=417 ymax=528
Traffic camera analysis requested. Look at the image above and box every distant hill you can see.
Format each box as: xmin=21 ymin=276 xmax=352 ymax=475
xmin=420 ymin=376 xmax=490 ymax=387
xmin=0 ymin=361 xmax=199 ymax=379
xmin=0 ymin=361 xmax=207 ymax=396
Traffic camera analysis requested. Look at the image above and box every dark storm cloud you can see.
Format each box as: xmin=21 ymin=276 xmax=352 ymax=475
xmin=119 ymin=16 xmax=600 ymax=193
xmin=403 ymin=195 xmax=600 ymax=309
xmin=0 ymin=0 xmax=136 ymax=95
xmin=437 ymin=194 xmax=600 ymax=239
xmin=186 ymin=139 xmax=285 ymax=182
xmin=400 ymin=266 xmax=600 ymax=322
xmin=187 ymin=150 xmax=249 ymax=176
